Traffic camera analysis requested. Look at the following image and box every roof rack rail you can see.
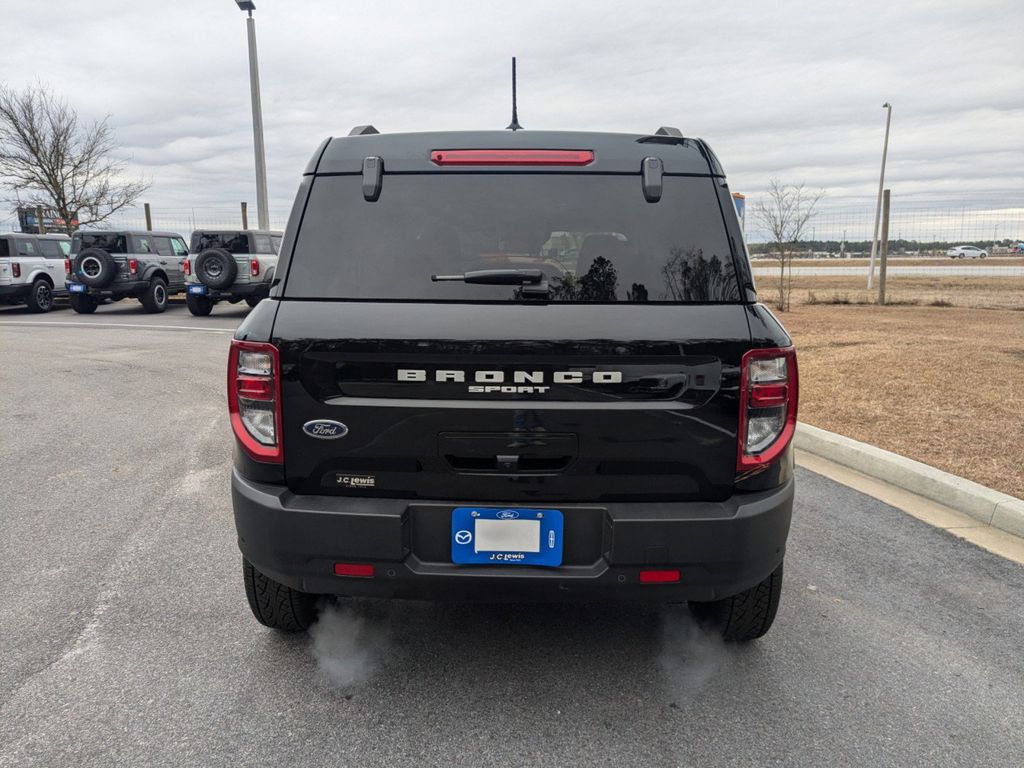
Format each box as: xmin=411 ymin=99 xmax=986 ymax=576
xmin=654 ymin=126 xmax=683 ymax=138
xmin=349 ymin=125 xmax=380 ymax=136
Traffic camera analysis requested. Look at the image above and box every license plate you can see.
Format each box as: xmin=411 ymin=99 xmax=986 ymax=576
xmin=187 ymin=284 xmax=206 ymax=295
xmin=451 ymin=507 xmax=563 ymax=566
xmin=69 ymin=283 xmax=85 ymax=293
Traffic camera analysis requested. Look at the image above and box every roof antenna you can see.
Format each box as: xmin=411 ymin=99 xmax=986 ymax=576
xmin=506 ymin=57 xmax=523 ymax=131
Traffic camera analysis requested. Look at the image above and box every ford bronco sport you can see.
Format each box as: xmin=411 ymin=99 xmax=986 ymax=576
xmin=230 ymin=127 xmax=797 ymax=642
xmin=184 ymin=229 xmax=283 ymax=316
xmin=67 ymin=230 xmax=189 ymax=313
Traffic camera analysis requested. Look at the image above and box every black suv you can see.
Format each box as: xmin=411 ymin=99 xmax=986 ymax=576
xmin=230 ymin=127 xmax=797 ymax=642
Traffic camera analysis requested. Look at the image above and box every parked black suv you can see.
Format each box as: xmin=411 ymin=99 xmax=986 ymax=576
xmin=230 ymin=127 xmax=797 ymax=641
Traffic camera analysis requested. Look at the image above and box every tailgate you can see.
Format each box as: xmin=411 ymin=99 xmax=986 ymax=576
xmin=274 ymin=301 xmax=751 ymax=503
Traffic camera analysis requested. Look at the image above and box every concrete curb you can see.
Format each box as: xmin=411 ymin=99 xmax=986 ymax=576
xmin=795 ymin=422 xmax=1024 ymax=538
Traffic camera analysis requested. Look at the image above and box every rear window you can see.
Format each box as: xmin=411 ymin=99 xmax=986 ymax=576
xmin=0 ymin=239 xmax=8 ymax=257
xmin=74 ymin=234 xmax=127 ymax=254
xmin=285 ymin=175 xmax=740 ymax=303
xmin=193 ymin=233 xmax=250 ymax=254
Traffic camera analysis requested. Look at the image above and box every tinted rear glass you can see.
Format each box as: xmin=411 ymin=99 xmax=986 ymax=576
xmin=193 ymin=233 xmax=250 ymax=254
xmin=76 ymin=234 xmax=127 ymax=254
xmin=0 ymin=239 xmax=8 ymax=257
xmin=285 ymin=175 xmax=740 ymax=303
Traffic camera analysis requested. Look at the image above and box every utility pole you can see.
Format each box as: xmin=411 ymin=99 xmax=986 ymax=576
xmin=144 ymin=203 xmax=153 ymax=231
xmin=868 ymin=102 xmax=892 ymax=288
xmin=236 ymin=1 xmax=270 ymax=230
xmin=878 ymin=189 xmax=890 ymax=305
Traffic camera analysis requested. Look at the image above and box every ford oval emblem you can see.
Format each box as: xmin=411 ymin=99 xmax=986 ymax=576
xmin=302 ymin=420 xmax=349 ymax=439
xmin=496 ymin=509 xmax=520 ymax=520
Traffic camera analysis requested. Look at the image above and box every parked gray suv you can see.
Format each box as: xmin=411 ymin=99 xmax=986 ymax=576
xmin=67 ymin=230 xmax=189 ymax=314
xmin=184 ymin=229 xmax=282 ymax=316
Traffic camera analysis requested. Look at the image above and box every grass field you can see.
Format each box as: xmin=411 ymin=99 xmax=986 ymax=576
xmin=782 ymin=304 xmax=1024 ymax=499
xmin=752 ymin=256 xmax=1024 ymax=268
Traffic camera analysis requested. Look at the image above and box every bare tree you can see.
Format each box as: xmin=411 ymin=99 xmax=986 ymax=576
xmin=753 ymin=179 xmax=823 ymax=311
xmin=0 ymin=83 xmax=148 ymax=232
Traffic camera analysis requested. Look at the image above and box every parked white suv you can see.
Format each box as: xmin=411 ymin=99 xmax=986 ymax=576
xmin=0 ymin=232 xmax=72 ymax=312
xmin=947 ymin=245 xmax=988 ymax=259
xmin=184 ymin=229 xmax=283 ymax=316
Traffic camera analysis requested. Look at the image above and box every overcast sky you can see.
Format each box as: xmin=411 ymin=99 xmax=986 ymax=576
xmin=3 ymin=0 xmax=1023 ymax=225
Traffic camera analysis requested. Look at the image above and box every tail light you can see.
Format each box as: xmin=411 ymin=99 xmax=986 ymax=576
xmin=737 ymin=347 xmax=798 ymax=471
xmin=430 ymin=149 xmax=595 ymax=166
xmin=228 ymin=340 xmax=282 ymax=463
xmin=12 ymin=263 xmax=20 ymax=278
xmin=128 ymin=258 xmax=138 ymax=276
xmin=64 ymin=258 xmax=71 ymax=275
xmin=183 ymin=259 xmax=191 ymax=276
xmin=250 ymin=259 xmax=259 ymax=276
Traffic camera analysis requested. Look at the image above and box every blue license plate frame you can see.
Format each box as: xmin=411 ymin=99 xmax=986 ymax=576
xmin=451 ymin=507 xmax=564 ymax=567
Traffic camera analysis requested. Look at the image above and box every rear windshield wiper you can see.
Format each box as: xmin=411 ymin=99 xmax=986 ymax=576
xmin=431 ymin=269 xmax=545 ymax=285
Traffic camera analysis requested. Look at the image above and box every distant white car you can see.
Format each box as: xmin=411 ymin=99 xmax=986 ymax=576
xmin=947 ymin=245 xmax=987 ymax=259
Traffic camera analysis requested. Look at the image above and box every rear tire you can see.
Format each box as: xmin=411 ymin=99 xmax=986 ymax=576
xmin=26 ymin=279 xmax=54 ymax=313
xmin=140 ymin=277 xmax=168 ymax=313
xmin=186 ymin=292 xmax=214 ymax=316
xmin=69 ymin=293 xmax=99 ymax=314
xmin=688 ymin=562 xmax=783 ymax=642
xmin=245 ymin=295 xmax=262 ymax=308
xmin=243 ymin=558 xmax=318 ymax=632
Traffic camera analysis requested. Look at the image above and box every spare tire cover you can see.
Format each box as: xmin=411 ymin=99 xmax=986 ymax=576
xmin=194 ymin=248 xmax=238 ymax=289
xmin=74 ymin=248 xmax=119 ymax=288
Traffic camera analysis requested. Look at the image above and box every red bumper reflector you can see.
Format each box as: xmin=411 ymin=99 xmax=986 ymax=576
xmin=430 ymin=149 xmax=594 ymax=167
xmin=334 ymin=563 xmax=375 ymax=578
xmin=236 ymin=376 xmax=272 ymax=400
xmin=751 ymin=383 xmax=788 ymax=407
xmin=639 ymin=569 xmax=681 ymax=584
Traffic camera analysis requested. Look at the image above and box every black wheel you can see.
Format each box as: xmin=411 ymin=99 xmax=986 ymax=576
xmin=194 ymin=248 xmax=238 ymax=290
xmin=245 ymin=295 xmax=262 ymax=308
xmin=140 ymin=277 xmax=168 ymax=313
xmin=688 ymin=562 xmax=784 ymax=642
xmin=69 ymin=293 xmax=99 ymax=314
xmin=243 ymin=558 xmax=318 ymax=632
xmin=26 ymin=278 xmax=54 ymax=313
xmin=186 ymin=292 xmax=214 ymax=316
xmin=74 ymin=248 xmax=119 ymax=288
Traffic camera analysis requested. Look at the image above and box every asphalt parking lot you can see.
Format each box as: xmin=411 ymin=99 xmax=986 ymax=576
xmin=1 ymin=302 xmax=1022 ymax=768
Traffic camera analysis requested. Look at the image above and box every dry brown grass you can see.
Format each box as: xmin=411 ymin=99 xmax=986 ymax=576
xmin=781 ymin=275 xmax=1024 ymax=310
xmin=782 ymin=304 xmax=1024 ymax=499
xmin=752 ymin=256 xmax=1024 ymax=268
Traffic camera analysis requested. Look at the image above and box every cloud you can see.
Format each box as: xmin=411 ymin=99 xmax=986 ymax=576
xmin=1 ymin=0 xmax=1021 ymax=218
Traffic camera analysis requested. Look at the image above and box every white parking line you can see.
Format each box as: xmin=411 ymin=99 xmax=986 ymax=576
xmin=0 ymin=320 xmax=234 ymax=334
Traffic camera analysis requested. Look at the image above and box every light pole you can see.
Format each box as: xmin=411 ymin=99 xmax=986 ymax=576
xmin=235 ymin=0 xmax=269 ymax=230
xmin=867 ymin=102 xmax=892 ymax=288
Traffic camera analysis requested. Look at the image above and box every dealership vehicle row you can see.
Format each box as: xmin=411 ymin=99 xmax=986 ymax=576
xmin=0 ymin=228 xmax=281 ymax=316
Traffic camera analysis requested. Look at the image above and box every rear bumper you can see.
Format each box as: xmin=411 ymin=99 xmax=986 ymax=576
xmin=67 ymin=279 xmax=156 ymax=297
xmin=232 ymin=469 xmax=794 ymax=602
xmin=186 ymin=281 xmax=268 ymax=300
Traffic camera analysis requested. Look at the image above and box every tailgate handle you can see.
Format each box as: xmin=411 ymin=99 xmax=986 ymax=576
xmin=444 ymin=453 xmax=573 ymax=474
xmin=438 ymin=432 xmax=578 ymax=474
